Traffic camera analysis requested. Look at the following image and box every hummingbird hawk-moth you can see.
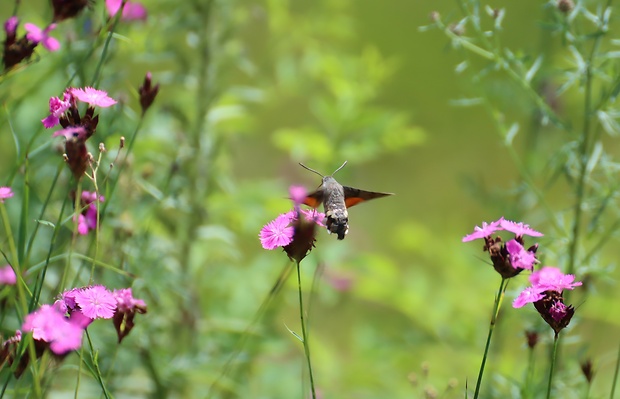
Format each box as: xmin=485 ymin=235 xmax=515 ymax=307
xmin=299 ymin=161 xmax=393 ymax=240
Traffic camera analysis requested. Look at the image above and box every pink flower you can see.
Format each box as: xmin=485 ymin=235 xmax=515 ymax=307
xmin=70 ymin=87 xmax=117 ymax=108
xmin=22 ymin=305 xmax=84 ymax=354
xmin=75 ymin=192 xmax=104 ymax=235
xmin=24 ymin=23 xmax=60 ymax=52
xmin=300 ymin=209 xmax=326 ymax=227
xmin=4 ymin=16 xmax=18 ymax=36
xmin=289 ymin=185 xmax=307 ymax=206
xmin=113 ymin=288 xmax=146 ymax=313
xmin=74 ymin=285 xmax=117 ymax=319
xmin=500 ymin=219 xmax=543 ymax=238
xmin=42 ymin=94 xmax=71 ymax=128
xmin=0 ymin=265 xmax=16 ymax=285
xmin=106 ymin=0 xmax=147 ymax=21
xmin=0 ymin=187 xmax=13 ymax=202
xmin=260 ymin=213 xmax=295 ymax=249
xmin=506 ymin=239 xmax=537 ymax=270
xmin=549 ymin=301 xmax=569 ymax=322
xmin=52 ymin=126 xmax=87 ymax=140
xmin=530 ymin=266 xmax=582 ymax=292
xmin=462 ymin=217 xmax=504 ymax=242
xmin=512 ymin=287 xmax=545 ymax=308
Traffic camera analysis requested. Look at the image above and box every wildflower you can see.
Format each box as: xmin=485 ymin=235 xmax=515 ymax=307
xmin=71 ymin=87 xmax=117 ymax=108
xmin=0 ymin=265 xmax=16 ymax=285
xmin=112 ymin=288 xmax=147 ymax=343
xmin=260 ymin=186 xmax=326 ymax=262
xmin=74 ymin=285 xmax=117 ymax=319
xmin=24 ymin=23 xmax=60 ymax=52
xmin=289 ymin=185 xmax=307 ymax=205
xmin=0 ymin=186 xmax=13 ymax=202
xmin=22 ymin=305 xmax=84 ymax=355
xmin=2 ymin=17 xmax=37 ymax=69
xmin=75 ymin=191 xmax=104 ymax=235
xmin=463 ymin=217 xmax=541 ymax=278
xmin=51 ymin=0 xmax=90 ymax=22
xmin=138 ymin=71 xmax=159 ymax=113
xmin=461 ymin=217 xmax=504 ymax=242
xmin=513 ymin=267 xmax=581 ymax=334
xmin=500 ymin=219 xmax=543 ymax=238
xmin=106 ymin=0 xmax=147 ymax=21
xmin=42 ymin=93 xmax=71 ymax=128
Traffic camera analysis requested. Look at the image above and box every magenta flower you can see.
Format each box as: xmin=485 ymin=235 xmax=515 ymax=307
xmin=75 ymin=191 xmax=104 ymax=235
xmin=462 ymin=217 xmax=504 ymax=242
xmin=70 ymin=87 xmax=117 ymax=108
xmin=506 ymin=239 xmax=537 ymax=270
xmin=52 ymin=126 xmax=87 ymax=140
xmin=549 ymin=301 xmax=569 ymax=322
xmin=106 ymin=0 xmax=147 ymax=21
xmin=0 ymin=265 xmax=16 ymax=285
xmin=0 ymin=187 xmax=13 ymax=203
xmin=289 ymin=185 xmax=307 ymax=206
xmin=22 ymin=305 xmax=84 ymax=354
xmin=529 ymin=266 xmax=582 ymax=292
xmin=24 ymin=23 xmax=60 ymax=52
xmin=74 ymin=285 xmax=117 ymax=319
xmin=513 ymin=286 xmax=545 ymax=308
xmin=42 ymin=93 xmax=71 ymax=128
xmin=113 ymin=288 xmax=146 ymax=312
xmin=4 ymin=16 xmax=18 ymax=36
xmin=500 ymin=219 xmax=543 ymax=238
xmin=301 ymin=209 xmax=326 ymax=227
xmin=260 ymin=213 xmax=295 ymax=249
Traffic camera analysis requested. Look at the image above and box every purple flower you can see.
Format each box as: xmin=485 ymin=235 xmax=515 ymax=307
xmin=106 ymin=0 xmax=147 ymax=21
xmin=0 ymin=265 xmax=16 ymax=285
xmin=0 ymin=187 xmax=14 ymax=202
xmin=549 ymin=301 xmax=569 ymax=322
xmin=513 ymin=286 xmax=545 ymax=308
xmin=24 ymin=23 xmax=60 ymax=52
xmin=462 ymin=217 xmax=504 ymax=242
xmin=75 ymin=191 xmax=104 ymax=235
xmin=506 ymin=239 xmax=537 ymax=270
xmin=42 ymin=93 xmax=71 ymax=128
xmin=22 ymin=305 xmax=84 ymax=354
xmin=4 ymin=16 xmax=18 ymax=36
xmin=260 ymin=213 xmax=294 ymax=249
xmin=113 ymin=288 xmax=147 ymax=313
xmin=529 ymin=266 xmax=582 ymax=292
xmin=70 ymin=87 xmax=117 ymax=108
xmin=74 ymin=285 xmax=117 ymax=319
xmin=500 ymin=219 xmax=543 ymax=238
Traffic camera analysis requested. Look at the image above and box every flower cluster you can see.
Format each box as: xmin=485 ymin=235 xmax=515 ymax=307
xmin=1 ymin=285 xmax=147 ymax=378
xmin=76 ymin=190 xmax=105 ymax=235
xmin=513 ymin=267 xmax=581 ymax=334
xmin=45 ymin=87 xmax=117 ymax=179
xmin=260 ymin=186 xmax=326 ymax=262
xmin=2 ymin=17 xmax=58 ymax=70
xmin=462 ymin=217 xmax=542 ymax=278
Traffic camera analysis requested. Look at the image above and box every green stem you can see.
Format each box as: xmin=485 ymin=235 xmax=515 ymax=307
xmin=610 ymin=339 xmax=620 ymax=399
xmin=85 ymin=331 xmax=111 ymax=399
xmin=546 ymin=333 xmax=560 ymax=399
xmin=296 ymin=260 xmax=316 ymax=399
xmin=473 ymin=277 xmax=508 ymax=399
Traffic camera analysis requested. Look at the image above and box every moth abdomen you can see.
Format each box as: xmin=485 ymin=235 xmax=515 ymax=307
xmin=325 ymin=208 xmax=349 ymax=240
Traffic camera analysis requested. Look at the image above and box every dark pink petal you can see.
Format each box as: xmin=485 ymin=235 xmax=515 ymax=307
xmin=259 ymin=213 xmax=294 ymax=249
xmin=52 ymin=126 xmax=87 ymax=140
xmin=506 ymin=239 xmax=537 ymax=270
xmin=24 ymin=23 xmax=43 ymax=42
xmin=462 ymin=217 xmax=504 ymax=242
xmin=71 ymin=87 xmax=117 ymax=107
xmin=289 ymin=185 xmax=307 ymax=205
xmin=513 ymin=286 xmax=544 ymax=308
xmin=4 ymin=16 xmax=18 ymax=35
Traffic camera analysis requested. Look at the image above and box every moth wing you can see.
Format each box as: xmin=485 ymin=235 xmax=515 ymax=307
xmin=343 ymin=186 xmax=393 ymax=208
xmin=303 ymin=189 xmax=324 ymax=208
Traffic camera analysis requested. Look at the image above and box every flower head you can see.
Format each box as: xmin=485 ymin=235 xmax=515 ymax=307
xmin=22 ymin=305 xmax=84 ymax=354
xmin=138 ymin=72 xmax=159 ymax=113
xmin=74 ymin=285 xmax=117 ymax=319
xmin=4 ymin=16 xmax=18 ymax=37
xmin=0 ymin=187 xmax=13 ymax=203
xmin=42 ymin=94 xmax=72 ymax=128
xmin=24 ymin=23 xmax=60 ymax=52
xmin=112 ymin=288 xmax=147 ymax=342
xmin=500 ymin=219 xmax=543 ymax=238
xmin=0 ymin=265 xmax=16 ymax=285
xmin=70 ymin=87 xmax=117 ymax=108
xmin=462 ymin=217 xmax=504 ymax=242
xmin=106 ymin=0 xmax=147 ymax=21
xmin=506 ymin=239 xmax=537 ymax=270
xmin=260 ymin=213 xmax=295 ymax=250
xmin=530 ymin=266 xmax=582 ymax=292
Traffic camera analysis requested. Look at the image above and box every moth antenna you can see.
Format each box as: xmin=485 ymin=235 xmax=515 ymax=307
xmin=331 ymin=161 xmax=348 ymax=176
xmin=299 ymin=163 xmax=324 ymax=178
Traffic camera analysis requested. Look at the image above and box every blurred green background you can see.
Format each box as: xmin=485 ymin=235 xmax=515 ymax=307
xmin=1 ymin=0 xmax=619 ymax=398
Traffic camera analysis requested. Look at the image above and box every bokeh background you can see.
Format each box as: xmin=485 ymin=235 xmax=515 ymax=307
xmin=1 ymin=0 xmax=619 ymax=398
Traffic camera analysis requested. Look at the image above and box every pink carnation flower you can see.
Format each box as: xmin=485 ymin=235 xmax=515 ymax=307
xmin=70 ymin=87 xmax=117 ymax=108
xmin=500 ymin=219 xmax=543 ymax=238
xmin=260 ymin=213 xmax=295 ymax=249
xmin=24 ymin=23 xmax=60 ymax=52
xmin=0 ymin=187 xmax=14 ymax=202
xmin=74 ymin=285 xmax=117 ymax=319
xmin=462 ymin=217 xmax=504 ymax=242
xmin=0 ymin=265 xmax=16 ymax=285
xmin=42 ymin=94 xmax=71 ymax=128
xmin=505 ymin=239 xmax=537 ymax=270
xmin=22 ymin=305 xmax=84 ymax=354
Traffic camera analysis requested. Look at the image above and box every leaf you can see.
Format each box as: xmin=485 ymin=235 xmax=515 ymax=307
xmin=35 ymin=220 xmax=56 ymax=228
xmin=284 ymin=323 xmax=303 ymax=342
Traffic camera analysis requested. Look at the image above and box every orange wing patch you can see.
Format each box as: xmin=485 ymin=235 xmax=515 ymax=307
xmin=303 ymin=196 xmax=323 ymax=208
xmin=344 ymin=197 xmax=366 ymax=208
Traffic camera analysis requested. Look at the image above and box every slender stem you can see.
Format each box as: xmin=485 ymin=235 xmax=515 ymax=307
xmin=546 ymin=333 xmax=560 ymax=399
xmin=610 ymin=339 xmax=620 ymax=399
xmin=473 ymin=277 xmax=508 ymax=399
xmin=296 ymin=260 xmax=316 ymax=399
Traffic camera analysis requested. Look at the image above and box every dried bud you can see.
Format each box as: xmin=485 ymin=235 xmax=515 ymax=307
xmin=580 ymin=359 xmax=594 ymax=384
xmin=138 ymin=72 xmax=159 ymax=114
xmin=99 ymin=142 xmax=106 ymax=152
xmin=429 ymin=11 xmax=440 ymax=22
xmin=557 ymin=0 xmax=574 ymax=13
xmin=525 ymin=330 xmax=539 ymax=349
xmin=51 ymin=0 xmax=91 ymax=22
xmin=120 ymin=136 xmax=125 ymax=149
xmin=449 ymin=23 xmax=465 ymax=36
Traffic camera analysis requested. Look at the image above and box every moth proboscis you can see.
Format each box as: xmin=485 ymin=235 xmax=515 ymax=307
xmin=299 ymin=161 xmax=393 ymax=240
